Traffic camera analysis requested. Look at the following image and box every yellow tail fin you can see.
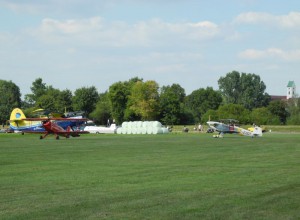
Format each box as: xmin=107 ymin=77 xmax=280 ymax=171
xmin=10 ymin=108 xmax=26 ymax=121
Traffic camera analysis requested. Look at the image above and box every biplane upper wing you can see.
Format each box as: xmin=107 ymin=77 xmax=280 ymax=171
xmin=23 ymin=117 xmax=88 ymax=121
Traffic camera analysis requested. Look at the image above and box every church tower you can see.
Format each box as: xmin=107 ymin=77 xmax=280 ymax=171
xmin=287 ymin=81 xmax=296 ymax=99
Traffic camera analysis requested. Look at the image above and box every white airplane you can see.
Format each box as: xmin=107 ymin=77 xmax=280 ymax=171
xmin=83 ymin=124 xmax=117 ymax=134
xmin=207 ymin=119 xmax=262 ymax=138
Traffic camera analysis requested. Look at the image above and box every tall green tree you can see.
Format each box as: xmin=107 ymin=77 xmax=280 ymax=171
xmin=0 ymin=80 xmax=21 ymax=124
xmin=108 ymin=77 xmax=142 ymax=123
xmin=218 ymin=71 xmax=270 ymax=109
xmin=72 ymin=86 xmax=99 ymax=116
xmin=34 ymin=88 xmax=73 ymax=113
xmin=90 ymin=92 xmax=112 ymax=125
xmin=35 ymin=94 xmax=56 ymax=111
xmin=185 ymin=87 xmax=222 ymax=123
xmin=286 ymin=97 xmax=300 ymax=125
xmin=57 ymin=89 xmax=73 ymax=113
xmin=159 ymin=84 xmax=186 ymax=125
xmin=218 ymin=71 xmax=241 ymax=104
xmin=201 ymin=109 xmax=219 ymax=123
xmin=24 ymin=78 xmax=47 ymax=105
xmin=267 ymin=100 xmax=289 ymax=124
xmin=217 ymin=104 xmax=251 ymax=124
xmin=251 ymin=107 xmax=280 ymax=125
xmin=108 ymin=82 xmax=129 ymax=124
xmin=127 ymin=80 xmax=160 ymax=120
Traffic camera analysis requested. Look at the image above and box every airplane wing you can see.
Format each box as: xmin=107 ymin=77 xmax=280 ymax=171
xmin=55 ymin=131 xmax=89 ymax=134
xmin=22 ymin=131 xmax=48 ymax=134
xmin=24 ymin=118 xmax=88 ymax=121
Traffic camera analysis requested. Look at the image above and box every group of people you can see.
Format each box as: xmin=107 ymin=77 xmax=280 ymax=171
xmin=182 ymin=124 xmax=204 ymax=133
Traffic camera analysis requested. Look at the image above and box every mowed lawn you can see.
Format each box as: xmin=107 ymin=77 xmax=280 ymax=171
xmin=0 ymin=133 xmax=299 ymax=219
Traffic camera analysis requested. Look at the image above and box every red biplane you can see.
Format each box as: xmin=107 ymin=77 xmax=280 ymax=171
xmin=24 ymin=118 xmax=89 ymax=139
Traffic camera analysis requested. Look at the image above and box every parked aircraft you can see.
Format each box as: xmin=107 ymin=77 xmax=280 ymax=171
xmin=84 ymin=124 xmax=117 ymax=134
xmin=9 ymin=108 xmax=85 ymax=133
xmin=21 ymin=118 xmax=89 ymax=139
xmin=207 ymin=119 xmax=262 ymax=138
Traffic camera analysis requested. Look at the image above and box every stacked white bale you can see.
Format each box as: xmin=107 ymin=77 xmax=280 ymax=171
xmin=132 ymin=127 xmax=137 ymax=134
xmin=137 ymin=128 xmax=142 ymax=134
xmin=147 ymin=126 xmax=153 ymax=134
xmin=141 ymin=127 xmax=147 ymax=134
xmin=136 ymin=121 xmax=142 ymax=128
xmin=132 ymin=121 xmax=136 ymax=127
xmin=142 ymin=121 xmax=148 ymax=128
xmin=118 ymin=121 xmax=168 ymax=135
xmin=152 ymin=121 xmax=162 ymax=128
xmin=117 ymin=127 xmax=122 ymax=134
xmin=122 ymin=122 xmax=128 ymax=129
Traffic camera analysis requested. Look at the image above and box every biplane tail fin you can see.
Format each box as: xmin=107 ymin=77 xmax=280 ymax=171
xmin=238 ymin=126 xmax=263 ymax=137
xmin=252 ymin=126 xmax=263 ymax=137
xmin=10 ymin=108 xmax=27 ymax=121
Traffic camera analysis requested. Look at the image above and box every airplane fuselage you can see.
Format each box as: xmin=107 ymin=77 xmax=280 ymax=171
xmin=42 ymin=121 xmax=80 ymax=138
xmin=207 ymin=121 xmax=262 ymax=137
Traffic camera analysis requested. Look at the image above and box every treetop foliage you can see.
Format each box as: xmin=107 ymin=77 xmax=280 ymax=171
xmin=218 ymin=71 xmax=271 ymax=109
xmin=0 ymin=71 xmax=298 ymax=125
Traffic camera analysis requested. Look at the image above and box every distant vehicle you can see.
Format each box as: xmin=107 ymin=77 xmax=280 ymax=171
xmin=207 ymin=119 xmax=263 ymax=138
xmin=84 ymin=124 xmax=117 ymax=134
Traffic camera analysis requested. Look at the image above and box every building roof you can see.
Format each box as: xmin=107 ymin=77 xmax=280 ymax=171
xmin=287 ymin=81 xmax=296 ymax=87
xmin=270 ymin=95 xmax=286 ymax=101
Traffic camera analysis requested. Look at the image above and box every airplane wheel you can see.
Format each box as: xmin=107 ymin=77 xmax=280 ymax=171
xmin=40 ymin=135 xmax=43 ymax=139
xmin=56 ymin=136 xmax=59 ymax=140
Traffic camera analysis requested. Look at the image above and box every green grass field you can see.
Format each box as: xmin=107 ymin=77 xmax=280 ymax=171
xmin=0 ymin=132 xmax=299 ymax=219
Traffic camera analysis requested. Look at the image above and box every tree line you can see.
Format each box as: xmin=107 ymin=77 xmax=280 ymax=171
xmin=1 ymin=71 xmax=299 ymax=125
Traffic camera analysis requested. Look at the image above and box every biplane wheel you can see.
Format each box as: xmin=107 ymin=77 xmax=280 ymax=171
xmin=40 ymin=135 xmax=43 ymax=139
xmin=56 ymin=136 xmax=59 ymax=140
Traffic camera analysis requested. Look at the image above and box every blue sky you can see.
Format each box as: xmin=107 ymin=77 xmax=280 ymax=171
xmin=0 ymin=0 xmax=299 ymax=97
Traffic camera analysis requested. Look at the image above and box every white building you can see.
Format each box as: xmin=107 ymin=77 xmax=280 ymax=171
xmin=287 ymin=81 xmax=296 ymax=99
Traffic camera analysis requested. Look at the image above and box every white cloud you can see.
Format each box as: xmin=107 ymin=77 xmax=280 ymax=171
xmin=40 ymin=17 xmax=104 ymax=34
xmin=28 ymin=17 xmax=220 ymax=48
xmin=239 ymin=48 xmax=300 ymax=61
xmin=0 ymin=1 xmax=43 ymax=13
xmin=234 ymin=11 xmax=300 ymax=29
xmin=279 ymin=12 xmax=300 ymax=28
xmin=0 ymin=0 xmax=114 ymax=15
